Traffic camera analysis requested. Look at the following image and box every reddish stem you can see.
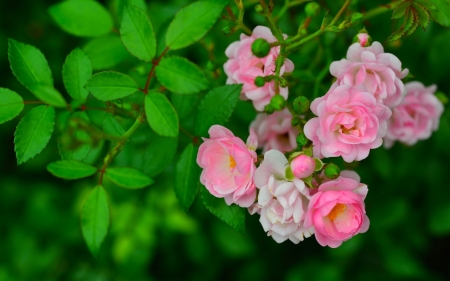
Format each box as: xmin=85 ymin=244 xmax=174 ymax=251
xmin=143 ymin=47 xmax=170 ymax=94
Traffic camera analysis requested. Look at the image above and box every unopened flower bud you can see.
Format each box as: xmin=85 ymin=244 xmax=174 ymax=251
xmin=264 ymin=104 xmax=275 ymax=114
xmin=296 ymin=133 xmax=309 ymax=147
xmin=353 ymin=31 xmax=372 ymax=47
xmin=251 ymin=38 xmax=271 ymax=58
xmin=291 ymin=116 xmax=300 ymax=126
xmin=324 ymin=163 xmax=340 ymax=179
xmin=338 ymin=20 xmax=351 ymax=30
xmin=291 ymin=154 xmax=315 ymax=178
xmin=206 ymin=61 xmax=215 ymax=71
xmin=254 ymin=76 xmax=265 ymax=87
xmin=222 ymin=26 xmax=233 ymax=35
xmin=351 ymin=13 xmax=363 ymax=24
xmin=293 ymin=96 xmax=310 ymax=114
xmin=305 ymin=2 xmax=320 ymax=17
xmin=255 ymin=4 xmax=266 ymax=14
xmin=269 ymin=94 xmax=286 ymax=111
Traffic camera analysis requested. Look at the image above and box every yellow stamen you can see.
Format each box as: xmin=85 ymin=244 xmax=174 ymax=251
xmin=327 ymin=203 xmax=346 ymax=221
xmin=229 ymin=156 xmax=236 ymax=169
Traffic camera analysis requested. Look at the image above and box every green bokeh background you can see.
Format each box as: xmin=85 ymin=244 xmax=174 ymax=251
xmin=1 ymin=0 xmax=450 ymax=280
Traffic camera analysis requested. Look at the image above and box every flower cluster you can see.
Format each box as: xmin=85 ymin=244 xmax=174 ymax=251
xmin=196 ymin=29 xmax=444 ymax=248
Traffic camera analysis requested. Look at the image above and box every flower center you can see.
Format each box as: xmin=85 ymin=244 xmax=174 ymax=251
xmin=229 ymin=156 xmax=236 ymax=169
xmin=327 ymin=203 xmax=346 ymax=221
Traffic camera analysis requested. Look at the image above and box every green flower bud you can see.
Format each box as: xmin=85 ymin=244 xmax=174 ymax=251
xmin=305 ymin=2 xmax=320 ymax=17
xmin=222 ymin=26 xmax=233 ymax=35
xmin=291 ymin=116 xmax=299 ymax=126
xmin=435 ymin=91 xmax=448 ymax=105
xmin=293 ymin=96 xmax=310 ymax=114
xmin=351 ymin=13 xmax=363 ymax=24
xmin=255 ymin=4 xmax=265 ymax=14
xmin=269 ymin=94 xmax=286 ymax=111
xmin=279 ymin=77 xmax=288 ymax=88
xmin=206 ymin=61 xmax=215 ymax=71
xmin=251 ymin=38 xmax=271 ymax=58
xmin=296 ymin=133 xmax=309 ymax=147
xmin=264 ymin=104 xmax=275 ymax=114
xmin=324 ymin=163 xmax=340 ymax=179
xmin=254 ymin=76 xmax=266 ymax=87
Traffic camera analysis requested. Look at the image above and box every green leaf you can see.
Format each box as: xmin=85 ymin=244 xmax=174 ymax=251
xmin=85 ymin=71 xmax=139 ymax=101
xmin=102 ymin=114 xmax=125 ymax=137
xmin=156 ymin=56 xmax=208 ymax=95
xmin=81 ymin=185 xmax=110 ymax=257
xmin=0 ymin=88 xmax=24 ymax=124
xmin=105 ymin=167 xmax=154 ymax=189
xmin=403 ymin=8 xmax=414 ymax=31
xmin=14 ymin=105 xmax=55 ymax=165
xmin=59 ymin=111 xmax=92 ymax=161
xmin=120 ymin=4 xmax=156 ymax=62
xmin=145 ymin=93 xmax=179 ymax=137
xmin=28 ymin=84 xmax=67 ymax=108
xmin=413 ymin=2 xmax=430 ymax=30
xmin=405 ymin=14 xmax=419 ymax=37
xmin=195 ymin=84 xmax=242 ymax=136
xmin=428 ymin=0 xmax=450 ymax=27
xmin=114 ymin=0 xmax=147 ymax=21
xmin=201 ymin=187 xmax=246 ymax=234
xmin=171 ymin=92 xmax=198 ymax=118
xmin=47 ymin=160 xmax=97 ymax=180
xmin=175 ymin=143 xmax=201 ymax=212
xmin=83 ymin=35 xmax=130 ymax=70
xmin=8 ymin=39 xmax=53 ymax=91
xmin=48 ymin=0 xmax=113 ymax=37
xmin=62 ymin=48 xmax=92 ymax=102
xmin=165 ymin=0 xmax=227 ymax=50
xmin=392 ymin=1 xmax=411 ymax=19
xmin=143 ymin=135 xmax=177 ymax=177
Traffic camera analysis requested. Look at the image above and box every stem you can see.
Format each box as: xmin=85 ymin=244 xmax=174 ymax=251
xmin=23 ymin=100 xmax=47 ymax=105
xmin=98 ymin=116 xmax=145 ymax=185
xmin=143 ymin=47 xmax=169 ymax=94
xmin=329 ymin=0 xmax=352 ymax=27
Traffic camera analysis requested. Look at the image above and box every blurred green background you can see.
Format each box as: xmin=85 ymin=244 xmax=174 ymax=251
xmin=1 ymin=0 xmax=450 ymax=280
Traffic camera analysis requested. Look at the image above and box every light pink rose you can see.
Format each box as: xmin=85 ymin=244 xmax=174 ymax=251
xmin=384 ymin=82 xmax=444 ymax=148
xmin=197 ymin=125 xmax=258 ymax=207
xmin=224 ymin=26 xmax=295 ymax=111
xmin=250 ymin=108 xmax=298 ymax=153
xmin=291 ymin=154 xmax=315 ymax=179
xmin=249 ymin=150 xmax=314 ymax=243
xmin=304 ymin=171 xmax=369 ymax=248
xmin=304 ymin=83 xmax=392 ymax=162
xmin=330 ymin=41 xmax=409 ymax=108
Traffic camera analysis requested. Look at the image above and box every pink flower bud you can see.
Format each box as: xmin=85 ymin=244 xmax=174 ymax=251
xmin=357 ymin=33 xmax=369 ymax=47
xmin=291 ymin=155 xmax=315 ymax=178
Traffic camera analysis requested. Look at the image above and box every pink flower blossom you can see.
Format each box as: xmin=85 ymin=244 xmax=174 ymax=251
xmin=330 ymin=41 xmax=409 ymax=108
xmin=304 ymin=171 xmax=369 ymax=248
xmin=291 ymin=154 xmax=316 ymax=179
xmin=356 ymin=33 xmax=370 ymax=47
xmin=384 ymin=82 xmax=444 ymax=148
xmin=224 ymin=26 xmax=294 ymax=111
xmin=250 ymin=108 xmax=298 ymax=153
xmin=197 ymin=125 xmax=258 ymax=207
xmin=250 ymin=150 xmax=314 ymax=243
xmin=304 ymin=83 xmax=392 ymax=162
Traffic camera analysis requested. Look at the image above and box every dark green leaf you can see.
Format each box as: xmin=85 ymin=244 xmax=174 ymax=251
xmin=8 ymin=39 xmax=53 ymax=90
xmin=175 ymin=143 xmax=201 ymax=212
xmin=105 ymin=167 xmax=154 ymax=189
xmin=114 ymin=0 xmax=147 ymax=21
xmin=14 ymin=105 xmax=55 ymax=165
xmin=0 ymin=88 xmax=24 ymax=124
xmin=171 ymin=92 xmax=198 ymax=118
xmin=413 ymin=2 xmax=430 ymax=30
xmin=120 ymin=4 xmax=156 ymax=62
xmin=195 ymin=84 xmax=242 ymax=136
xmin=165 ymin=0 xmax=227 ymax=50
xmin=156 ymin=56 xmax=208 ymax=95
xmin=85 ymin=71 xmax=139 ymax=101
xmin=102 ymin=114 xmax=125 ymax=137
xmin=83 ymin=35 xmax=130 ymax=70
xmin=59 ymin=111 xmax=92 ymax=161
xmin=81 ymin=185 xmax=110 ymax=257
xmin=48 ymin=0 xmax=113 ymax=37
xmin=428 ymin=0 xmax=450 ymax=27
xmin=47 ymin=160 xmax=97 ymax=180
xmin=62 ymin=48 xmax=92 ymax=102
xmin=201 ymin=187 xmax=246 ymax=234
xmin=145 ymin=93 xmax=179 ymax=137
xmin=143 ymin=135 xmax=177 ymax=177
xmin=392 ymin=1 xmax=411 ymax=19
xmin=28 ymin=84 xmax=67 ymax=108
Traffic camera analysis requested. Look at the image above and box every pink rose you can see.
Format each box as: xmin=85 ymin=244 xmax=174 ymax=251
xmin=250 ymin=150 xmax=314 ymax=243
xmin=304 ymin=171 xmax=369 ymax=248
xmin=197 ymin=125 xmax=258 ymax=207
xmin=356 ymin=33 xmax=370 ymax=47
xmin=384 ymin=82 xmax=444 ymax=148
xmin=224 ymin=26 xmax=294 ymax=111
xmin=304 ymin=83 xmax=392 ymax=162
xmin=330 ymin=41 xmax=409 ymax=108
xmin=290 ymin=154 xmax=316 ymax=179
xmin=250 ymin=108 xmax=298 ymax=153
